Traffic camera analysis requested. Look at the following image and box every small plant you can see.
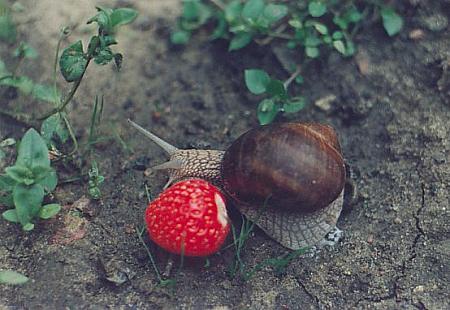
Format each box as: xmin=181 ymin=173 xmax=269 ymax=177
xmin=87 ymin=161 xmax=104 ymax=200
xmin=0 ymin=6 xmax=138 ymax=152
xmin=228 ymin=214 xmax=257 ymax=278
xmin=1 ymin=128 xmax=61 ymax=230
xmin=245 ymin=68 xmax=305 ymax=124
xmin=172 ymin=0 xmax=404 ymax=124
xmin=244 ymin=246 xmax=309 ymax=280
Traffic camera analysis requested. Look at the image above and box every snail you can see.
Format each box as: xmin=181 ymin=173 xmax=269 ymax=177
xmin=128 ymin=119 xmax=346 ymax=250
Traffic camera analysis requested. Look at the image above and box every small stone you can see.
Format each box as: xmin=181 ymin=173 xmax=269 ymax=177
xmin=343 ymin=269 xmax=352 ymax=276
xmin=413 ymin=285 xmax=425 ymax=293
xmin=102 ymin=258 xmax=135 ymax=285
xmin=314 ymin=94 xmax=336 ymax=112
xmin=394 ymin=217 xmax=402 ymax=224
xmin=144 ymin=168 xmax=153 ymax=177
xmin=409 ymin=29 xmax=425 ymax=40
xmin=367 ymin=234 xmax=374 ymax=244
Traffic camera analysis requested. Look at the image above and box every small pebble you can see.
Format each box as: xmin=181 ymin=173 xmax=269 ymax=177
xmin=394 ymin=217 xmax=402 ymax=224
xmin=409 ymin=29 xmax=425 ymax=40
xmin=367 ymin=234 xmax=374 ymax=244
xmin=413 ymin=285 xmax=425 ymax=293
xmin=314 ymin=94 xmax=336 ymax=112
xmin=144 ymin=168 xmax=153 ymax=177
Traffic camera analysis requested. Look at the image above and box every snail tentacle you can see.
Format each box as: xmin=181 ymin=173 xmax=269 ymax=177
xmin=127 ymin=119 xmax=179 ymax=155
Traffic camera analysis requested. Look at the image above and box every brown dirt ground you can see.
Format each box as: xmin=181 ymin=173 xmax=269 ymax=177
xmin=0 ymin=0 xmax=449 ymax=309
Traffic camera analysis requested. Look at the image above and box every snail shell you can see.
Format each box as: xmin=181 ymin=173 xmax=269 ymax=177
xmin=221 ymin=123 xmax=345 ymax=213
xmin=128 ymin=119 xmax=346 ymax=250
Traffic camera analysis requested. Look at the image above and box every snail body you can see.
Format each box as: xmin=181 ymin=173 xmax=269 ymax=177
xmin=128 ymin=120 xmax=346 ymax=250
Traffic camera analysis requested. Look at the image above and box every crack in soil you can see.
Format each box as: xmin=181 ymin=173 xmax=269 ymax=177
xmin=295 ymin=277 xmax=320 ymax=308
xmin=355 ymin=182 xmax=428 ymax=308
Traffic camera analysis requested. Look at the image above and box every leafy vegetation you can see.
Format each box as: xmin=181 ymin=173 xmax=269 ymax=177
xmin=245 ymin=68 xmax=305 ymax=124
xmin=172 ymin=0 xmax=404 ymax=124
xmin=1 ymin=129 xmax=60 ymax=230
xmin=0 ymin=6 xmax=137 ymax=229
xmin=0 ymin=6 xmax=137 ymax=151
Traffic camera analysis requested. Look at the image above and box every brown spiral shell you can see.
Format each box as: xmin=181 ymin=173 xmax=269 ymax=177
xmin=221 ymin=123 xmax=346 ymax=213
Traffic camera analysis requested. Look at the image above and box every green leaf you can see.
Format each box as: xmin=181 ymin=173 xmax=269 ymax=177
xmin=0 ymin=270 xmax=29 ymax=285
xmin=332 ymin=31 xmax=344 ymax=40
xmin=242 ymin=0 xmax=265 ymax=21
xmin=87 ymin=7 xmax=113 ymax=33
xmin=0 ymin=174 xmax=16 ymax=191
xmin=345 ymin=39 xmax=355 ymax=56
xmin=183 ymin=0 xmax=201 ymax=20
xmin=305 ymin=46 xmax=319 ymax=58
xmin=229 ymin=32 xmax=253 ymax=51
xmin=266 ymin=79 xmax=287 ymax=99
xmin=245 ymin=69 xmax=270 ymax=95
xmin=59 ymin=40 xmax=88 ymax=82
xmin=2 ymin=209 xmax=19 ymax=223
xmin=31 ymin=165 xmax=52 ymax=182
xmin=257 ymin=99 xmax=280 ymax=125
xmin=23 ymin=223 xmax=34 ymax=231
xmin=110 ymin=8 xmax=138 ymax=27
xmin=13 ymin=42 xmax=38 ymax=59
xmin=210 ymin=13 xmax=227 ymax=40
xmin=347 ymin=7 xmax=362 ymax=23
xmin=283 ymin=98 xmax=306 ymax=113
xmin=225 ymin=0 xmax=242 ymax=23
xmin=181 ymin=1 xmax=211 ymax=29
xmin=32 ymin=84 xmax=59 ymax=103
xmin=0 ymin=9 xmax=17 ymax=43
xmin=304 ymin=35 xmax=321 ymax=47
xmin=313 ymin=22 xmax=328 ymax=35
xmin=36 ymin=169 xmax=57 ymax=193
xmin=41 ymin=113 xmax=69 ymax=144
xmin=381 ymin=8 xmax=403 ymax=36
xmin=13 ymin=183 xmax=44 ymax=226
xmin=308 ymin=1 xmax=327 ymax=18
xmin=171 ymin=30 xmax=191 ymax=44
xmin=16 ymin=128 xmax=50 ymax=169
xmin=333 ymin=40 xmax=346 ymax=54
xmin=94 ymin=47 xmax=114 ymax=65
xmin=263 ymin=4 xmax=288 ymax=24
xmin=288 ymin=19 xmax=302 ymax=29
xmin=39 ymin=203 xmax=61 ymax=219
xmin=5 ymin=165 xmax=34 ymax=185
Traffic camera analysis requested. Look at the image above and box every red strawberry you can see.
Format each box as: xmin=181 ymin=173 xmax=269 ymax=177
xmin=145 ymin=178 xmax=230 ymax=257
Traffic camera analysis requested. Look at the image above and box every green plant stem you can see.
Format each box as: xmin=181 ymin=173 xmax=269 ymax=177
xmin=283 ymin=66 xmax=302 ymax=89
xmin=61 ymin=113 xmax=79 ymax=155
xmin=136 ymin=226 xmax=163 ymax=283
xmin=52 ymin=28 xmax=70 ymax=106
xmin=37 ymin=57 xmax=92 ymax=121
